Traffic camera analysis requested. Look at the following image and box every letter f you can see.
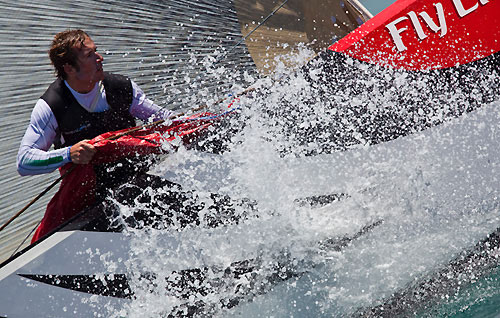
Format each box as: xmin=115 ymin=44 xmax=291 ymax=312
xmin=386 ymin=16 xmax=410 ymax=52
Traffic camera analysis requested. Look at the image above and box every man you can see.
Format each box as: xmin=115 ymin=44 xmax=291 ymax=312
xmin=17 ymin=29 xmax=171 ymax=175
xmin=17 ymin=29 xmax=172 ymax=240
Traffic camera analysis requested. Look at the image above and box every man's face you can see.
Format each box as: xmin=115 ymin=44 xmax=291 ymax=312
xmin=72 ymin=36 xmax=104 ymax=85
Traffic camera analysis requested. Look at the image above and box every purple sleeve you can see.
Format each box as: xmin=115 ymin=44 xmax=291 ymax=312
xmin=129 ymin=81 xmax=174 ymax=122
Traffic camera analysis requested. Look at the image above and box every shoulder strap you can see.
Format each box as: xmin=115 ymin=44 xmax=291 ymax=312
xmin=102 ymin=72 xmax=133 ymax=112
xmin=40 ymin=78 xmax=74 ymax=126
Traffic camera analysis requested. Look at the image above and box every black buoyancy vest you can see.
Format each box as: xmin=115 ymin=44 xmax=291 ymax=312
xmin=41 ymin=72 xmax=136 ymax=148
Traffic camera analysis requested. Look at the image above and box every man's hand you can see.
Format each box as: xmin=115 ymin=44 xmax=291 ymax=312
xmin=70 ymin=140 xmax=96 ymax=164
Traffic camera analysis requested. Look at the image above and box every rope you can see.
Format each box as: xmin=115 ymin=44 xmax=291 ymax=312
xmin=10 ymin=219 xmax=42 ymax=258
xmin=173 ymin=107 xmax=240 ymax=122
xmin=0 ymin=167 xmax=74 ymax=233
xmin=215 ymin=0 xmax=291 ymax=63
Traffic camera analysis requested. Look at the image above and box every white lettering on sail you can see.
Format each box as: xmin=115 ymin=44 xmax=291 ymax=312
xmin=452 ymin=0 xmax=478 ymax=17
xmin=386 ymin=16 xmax=410 ymax=51
xmin=385 ymin=0 xmax=491 ymax=52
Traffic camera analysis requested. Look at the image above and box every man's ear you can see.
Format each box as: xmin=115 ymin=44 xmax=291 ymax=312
xmin=63 ymin=63 xmax=76 ymax=77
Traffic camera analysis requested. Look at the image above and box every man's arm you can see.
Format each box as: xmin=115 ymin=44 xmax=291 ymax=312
xmin=129 ymin=81 xmax=174 ymax=122
xmin=17 ymin=99 xmax=98 ymax=176
xmin=17 ymin=99 xmax=71 ymax=176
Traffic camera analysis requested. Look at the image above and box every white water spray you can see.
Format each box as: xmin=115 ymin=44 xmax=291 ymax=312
xmin=104 ymin=46 xmax=500 ymax=317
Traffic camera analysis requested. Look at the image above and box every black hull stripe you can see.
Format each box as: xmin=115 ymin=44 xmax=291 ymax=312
xmin=18 ymin=274 xmax=133 ymax=299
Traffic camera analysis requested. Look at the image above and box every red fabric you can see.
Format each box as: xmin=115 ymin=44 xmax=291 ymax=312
xmin=329 ymin=0 xmax=500 ymax=70
xmin=32 ymin=113 xmax=215 ymax=243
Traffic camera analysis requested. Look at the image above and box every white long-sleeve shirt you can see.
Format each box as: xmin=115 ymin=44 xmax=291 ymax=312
xmin=17 ymin=80 xmax=172 ymax=176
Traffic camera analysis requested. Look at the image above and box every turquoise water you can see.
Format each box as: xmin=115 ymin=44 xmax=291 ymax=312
xmin=418 ymin=266 xmax=500 ymax=318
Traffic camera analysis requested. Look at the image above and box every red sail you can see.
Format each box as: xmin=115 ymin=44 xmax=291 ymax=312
xmin=329 ymin=0 xmax=500 ymax=70
xmin=31 ymin=113 xmax=215 ymax=243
